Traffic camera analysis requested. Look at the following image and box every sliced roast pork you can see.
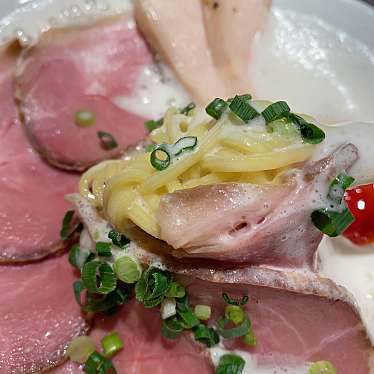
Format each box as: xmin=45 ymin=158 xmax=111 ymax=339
xmin=0 ymin=43 xmax=78 ymax=263
xmin=158 ymin=144 xmax=358 ymax=268
xmin=202 ymin=0 xmax=271 ymax=94
xmin=134 ymin=0 xmax=227 ymax=104
xmin=0 ymin=253 xmax=88 ymax=373
xmin=15 ymin=15 xmax=150 ymax=171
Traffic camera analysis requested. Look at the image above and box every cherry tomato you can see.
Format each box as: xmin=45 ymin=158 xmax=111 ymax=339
xmin=343 ymin=183 xmax=374 ymax=245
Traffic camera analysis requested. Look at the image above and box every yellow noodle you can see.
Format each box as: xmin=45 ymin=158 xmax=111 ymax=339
xmin=79 ymin=101 xmax=318 ymax=238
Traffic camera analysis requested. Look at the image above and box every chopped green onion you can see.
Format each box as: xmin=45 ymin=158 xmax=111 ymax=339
xmin=108 ymin=229 xmax=130 ymax=249
xmin=160 ymin=297 xmax=177 ymax=319
xmin=84 ymin=351 xmax=116 ymax=374
xmin=225 ymin=305 xmax=245 ymax=325
xmin=73 ymin=280 xmax=85 ymax=305
xmin=60 ymin=210 xmax=82 ymax=240
xmin=262 ymin=101 xmax=290 ymax=123
xmin=268 ymin=118 xmax=299 ymax=137
xmin=113 ymin=256 xmax=142 ymax=284
xmin=222 ymin=293 xmax=248 ymax=306
xmin=193 ymin=324 xmax=219 ymax=347
xmin=166 ymin=282 xmax=185 ymax=298
xmin=176 ymin=300 xmax=200 ymax=329
xmin=83 ymin=284 xmax=131 ymax=314
xmin=75 ymin=110 xmax=95 ymax=127
xmin=217 ymin=317 xmax=251 ymax=339
xmin=312 ymin=173 xmax=355 ymax=236
xmin=242 ymin=329 xmax=257 ymax=346
xmin=97 ymin=131 xmax=118 ymax=150
xmin=216 ymin=354 xmax=245 ymax=374
xmin=328 ymin=173 xmax=355 ymax=203
xmin=228 ymin=93 xmax=252 ymax=103
xmin=206 ymin=98 xmax=228 ymax=120
xmin=96 ymin=242 xmax=112 ymax=257
xmin=135 ymin=267 xmax=171 ymax=308
xmin=101 ymin=332 xmax=124 ymax=358
xmin=161 ymin=316 xmax=184 ymax=339
xmin=311 ymin=208 xmax=355 ymax=237
xmin=288 ymin=114 xmax=325 ymax=144
xmin=308 ymin=361 xmax=337 ymax=374
xmin=67 ymin=336 xmax=96 ymax=364
xmin=180 ymin=102 xmax=196 ymax=115
xmin=229 ymin=95 xmax=259 ymax=123
xmin=194 ymin=305 xmax=212 ymax=321
xmin=172 ymin=136 xmax=198 ymax=156
xmin=150 ymin=146 xmax=171 ymax=171
xmin=82 ymin=261 xmax=117 ymax=294
xmin=69 ymin=244 xmax=93 ymax=270
xmin=145 ymin=118 xmax=164 ymax=132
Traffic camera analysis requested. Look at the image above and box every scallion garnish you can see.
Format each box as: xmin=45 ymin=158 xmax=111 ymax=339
xmin=217 ymin=316 xmax=251 ymax=339
xmin=101 ymin=332 xmax=124 ymax=358
xmin=113 ymin=256 xmax=142 ymax=284
xmin=311 ymin=208 xmax=355 ymax=237
xmin=150 ymin=146 xmax=171 ymax=171
xmin=311 ymin=173 xmax=355 ymax=237
xmin=96 ymin=242 xmax=112 ymax=257
xmin=166 ymin=281 xmax=186 ymax=298
xmin=288 ymin=114 xmax=325 ymax=144
xmin=205 ymin=98 xmax=228 ymax=120
xmin=161 ymin=316 xmax=184 ymax=339
xmin=150 ymin=136 xmax=197 ymax=171
xmin=67 ymin=336 xmax=96 ymax=364
xmin=194 ymin=304 xmax=211 ymax=321
xmin=82 ymin=261 xmax=117 ymax=294
xmin=222 ymin=293 xmax=248 ymax=306
xmin=75 ymin=110 xmax=95 ymax=127
xmin=97 ymin=131 xmax=118 ymax=150
xmin=193 ymin=324 xmax=219 ymax=347
xmin=160 ymin=297 xmax=177 ymax=320
xmin=60 ymin=210 xmax=82 ymax=240
xmin=84 ymin=351 xmax=116 ymax=374
xmin=73 ymin=280 xmax=85 ymax=306
xmin=262 ymin=101 xmax=290 ymax=123
xmin=108 ymin=229 xmax=130 ymax=249
xmin=229 ymin=95 xmax=259 ymax=123
xmin=135 ymin=267 xmax=171 ymax=307
xmin=308 ymin=361 xmax=337 ymax=374
xmin=242 ymin=329 xmax=257 ymax=346
xmin=216 ymin=354 xmax=245 ymax=374
xmin=225 ymin=305 xmax=245 ymax=325
xmin=145 ymin=118 xmax=164 ymax=132
xmin=180 ymin=102 xmax=196 ymax=115
xmin=176 ymin=297 xmax=199 ymax=329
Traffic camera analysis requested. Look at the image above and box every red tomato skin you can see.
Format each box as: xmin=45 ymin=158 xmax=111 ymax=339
xmin=344 ymin=184 xmax=374 ymax=245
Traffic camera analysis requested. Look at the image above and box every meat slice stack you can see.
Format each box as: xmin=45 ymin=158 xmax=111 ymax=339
xmin=15 ymin=15 xmax=151 ymax=171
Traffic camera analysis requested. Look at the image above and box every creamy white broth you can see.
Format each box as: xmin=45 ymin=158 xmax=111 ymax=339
xmin=250 ymin=7 xmax=374 ymax=123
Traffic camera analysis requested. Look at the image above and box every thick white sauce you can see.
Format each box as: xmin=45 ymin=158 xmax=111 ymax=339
xmin=318 ymin=236 xmax=374 ymax=343
xmin=250 ymin=8 xmax=374 ymax=123
xmin=210 ymin=346 xmax=309 ymax=374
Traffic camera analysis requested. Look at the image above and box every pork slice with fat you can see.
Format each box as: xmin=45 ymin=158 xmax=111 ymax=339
xmin=0 ymin=42 xmax=78 ymax=263
xmin=15 ymin=15 xmax=150 ymax=171
xmin=0 ymin=253 xmax=89 ymax=373
xmin=202 ymin=0 xmax=271 ymax=95
xmin=158 ymin=144 xmax=358 ymax=268
xmin=134 ymin=0 xmax=227 ymax=105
